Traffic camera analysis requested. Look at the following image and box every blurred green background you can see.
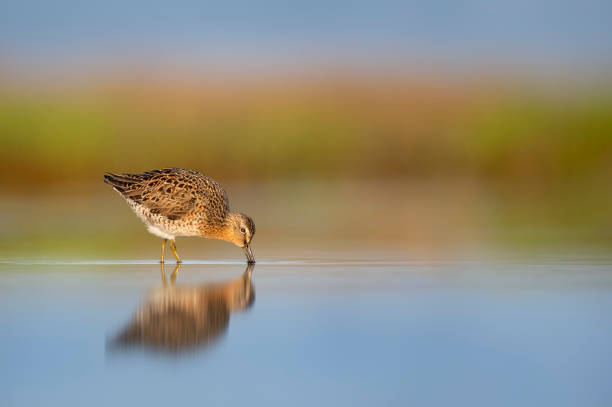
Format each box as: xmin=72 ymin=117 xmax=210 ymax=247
xmin=1 ymin=0 xmax=611 ymax=258
xmin=2 ymin=78 xmax=610 ymax=259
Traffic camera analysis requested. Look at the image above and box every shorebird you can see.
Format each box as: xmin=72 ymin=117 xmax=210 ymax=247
xmin=104 ymin=168 xmax=255 ymax=263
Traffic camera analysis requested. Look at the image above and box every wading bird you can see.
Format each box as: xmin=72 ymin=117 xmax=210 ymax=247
xmin=104 ymin=168 xmax=255 ymax=263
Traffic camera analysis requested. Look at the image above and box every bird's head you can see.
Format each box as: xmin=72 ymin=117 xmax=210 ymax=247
xmin=224 ymin=213 xmax=256 ymax=263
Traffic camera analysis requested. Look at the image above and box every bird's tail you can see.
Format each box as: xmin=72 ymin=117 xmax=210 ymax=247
xmin=103 ymin=172 xmax=140 ymax=194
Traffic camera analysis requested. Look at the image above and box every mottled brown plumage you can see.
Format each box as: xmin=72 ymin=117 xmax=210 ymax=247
xmin=104 ymin=168 xmax=255 ymax=263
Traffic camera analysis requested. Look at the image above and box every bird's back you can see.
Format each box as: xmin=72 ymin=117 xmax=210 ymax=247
xmin=104 ymin=168 xmax=230 ymax=235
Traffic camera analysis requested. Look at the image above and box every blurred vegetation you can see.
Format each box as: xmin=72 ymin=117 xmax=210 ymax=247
xmin=0 ymin=77 xmax=610 ymax=185
xmin=0 ymin=76 xmax=610 ymax=256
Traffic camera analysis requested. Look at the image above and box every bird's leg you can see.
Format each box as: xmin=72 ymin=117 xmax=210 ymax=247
xmin=169 ymin=239 xmax=182 ymax=263
xmin=160 ymin=239 xmax=167 ymax=264
xmin=170 ymin=263 xmax=181 ymax=283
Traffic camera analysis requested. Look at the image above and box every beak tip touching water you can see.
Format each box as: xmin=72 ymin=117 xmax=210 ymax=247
xmin=243 ymin=245 xmax=255 ymax=264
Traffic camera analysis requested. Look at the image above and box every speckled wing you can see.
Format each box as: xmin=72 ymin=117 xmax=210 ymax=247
xmin=104 ymin=168 xmax=230 ymax=223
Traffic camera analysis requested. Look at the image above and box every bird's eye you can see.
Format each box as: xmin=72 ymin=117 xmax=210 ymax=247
xmin=240 ymin=228 xmax=246 ymax=234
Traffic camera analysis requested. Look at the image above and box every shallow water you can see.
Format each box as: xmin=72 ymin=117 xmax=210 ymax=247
xmin=1 ymin=256 xmax=612 ymax=406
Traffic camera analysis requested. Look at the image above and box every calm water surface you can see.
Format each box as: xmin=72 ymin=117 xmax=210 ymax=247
xmin=1 ymin=255 xmax=611 ymax=406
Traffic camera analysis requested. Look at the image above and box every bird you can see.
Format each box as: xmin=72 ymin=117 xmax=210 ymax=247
xmin=103 ymin=168 xmax=255 ymax=263
xmin=113 ymin=263 xmax=255 ymax=353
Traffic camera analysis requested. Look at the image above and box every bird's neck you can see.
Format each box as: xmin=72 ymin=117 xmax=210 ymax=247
xmin=199 ymin=213 xmax=241 ymax=245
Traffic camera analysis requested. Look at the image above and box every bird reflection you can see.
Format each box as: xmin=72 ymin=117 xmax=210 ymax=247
xmin=113 ymin=263 xmax=255 ymax=353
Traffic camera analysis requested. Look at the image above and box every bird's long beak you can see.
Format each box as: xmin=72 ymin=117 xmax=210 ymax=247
xmin=242 ymin=244 xmax=255 ymax=264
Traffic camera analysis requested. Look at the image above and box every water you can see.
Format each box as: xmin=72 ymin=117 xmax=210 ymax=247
xmin=1 ymin=256 xmax=612 ymax=406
